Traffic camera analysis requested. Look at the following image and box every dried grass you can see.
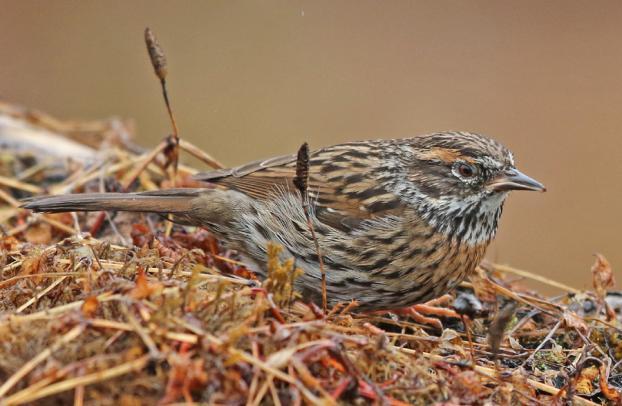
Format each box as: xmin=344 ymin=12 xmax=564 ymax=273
xmin=0 ymin=103 xmax=621 ymax=405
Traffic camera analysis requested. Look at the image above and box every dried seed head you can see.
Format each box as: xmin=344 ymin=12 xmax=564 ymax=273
xmin=488 ymin=302 xmax=517 ymax=360
xmin=293 ymin=142 xmax=310 ymax=196
xmin=144 ymin=27 xmax=167 ymax=81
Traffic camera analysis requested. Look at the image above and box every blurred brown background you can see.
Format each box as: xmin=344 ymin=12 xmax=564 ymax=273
xmin=1 ymin=1 xmax=621 ymax=293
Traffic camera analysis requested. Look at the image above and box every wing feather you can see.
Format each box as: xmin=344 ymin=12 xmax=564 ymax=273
xmin=192 ymin=142 xmax=404 ymax=231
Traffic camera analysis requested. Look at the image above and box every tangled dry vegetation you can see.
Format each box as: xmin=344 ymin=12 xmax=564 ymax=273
xmin=0 ymin=102 xmax=621 ymax=405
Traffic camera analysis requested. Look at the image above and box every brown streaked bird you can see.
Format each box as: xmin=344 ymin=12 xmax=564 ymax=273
xmin=23 ymin=132 xmax=545 ymax=311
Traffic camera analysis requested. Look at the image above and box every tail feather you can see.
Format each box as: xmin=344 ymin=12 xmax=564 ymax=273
xmin=22 ymin=189 xmax=207 ymax=215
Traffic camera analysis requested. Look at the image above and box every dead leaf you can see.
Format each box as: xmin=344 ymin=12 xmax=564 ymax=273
xmin=0 ymin=235 xmax=20 ymax=251
xmin=119 ymin=394 xmax=143 ymax=406
xmin=160 ymin=350 xmax=208 ymax=404
xmin=469 ymin=267 xmax=497 ymax=303
xmin=81 ymin=296 xmax=99 ymax=318
xmin=592 ymin=253 xmax=615 ymax=300
xmin=266 ymin=346 xmax=298 ymax=369
xmin=24 ymin=222 xmax=52 ymax=244
xmin=20 ymin=254 xmax=43 ymax=279
xmin=562 ymin=310 xmax=588 ymax=335
xmin=129 ymin=267 xmax=163 ymax=299
xmin=599 ymin=362 xmax=622 ymax=401
xmin=508 ymin=336 xmax=524 ymax=351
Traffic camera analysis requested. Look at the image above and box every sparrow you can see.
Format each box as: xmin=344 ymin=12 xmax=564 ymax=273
xmin=23 ymin=131 xmax=545 ymax=310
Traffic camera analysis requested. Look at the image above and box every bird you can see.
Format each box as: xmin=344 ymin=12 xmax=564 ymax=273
xmin=23 ymin=131 xmax=545 ymax=311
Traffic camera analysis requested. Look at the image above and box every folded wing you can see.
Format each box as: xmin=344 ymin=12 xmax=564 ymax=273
xmin=193 ymin=142 xmax=404 ymax=231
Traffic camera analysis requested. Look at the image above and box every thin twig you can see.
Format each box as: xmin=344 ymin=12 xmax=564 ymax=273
xmin=493 ymin=263 xmax=581 ymax=294
xmin=145 ymin=27 xmax=179 ymax=182
xmin=0 ymin=293 xmax=120 ymax=326
xmin=3 ymin=354 xmax=150 ymax=405
xmin=0 ymin=174 xmax=42 ymax=194
xmin=520 ymin=319 xmax=562 ymax=368
xmin=179 ymin=139 xmax=224 ymax=169
xmin=40 ymin=215 xmax=76 ymax=235
xmin=15 ymin=276 xmax=68 ymax=313
xmin=0 ymin=187 xmax=20 ymax=207
xmin=121 ymin=139 xmax=169 ymax=191
xmin=488 ymin=302 xmax=518 ymax=361
xmin=399 ymin=348 xmax=599 ymax=406
xmin=121 ymin=303 xmax=161 ymax=358
xmin=0 ymin=324 xmax=85 ymax=398
xmin=292 ymin=142 xmax=327 ymax=313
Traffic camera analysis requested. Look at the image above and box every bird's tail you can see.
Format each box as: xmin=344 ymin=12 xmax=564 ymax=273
xmin=21 ymin=188 xmax=208 ymax=215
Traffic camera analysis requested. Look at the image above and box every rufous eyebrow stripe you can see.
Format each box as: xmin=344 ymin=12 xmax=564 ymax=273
xmin=415 ymin=148 xmax=476 ymax=164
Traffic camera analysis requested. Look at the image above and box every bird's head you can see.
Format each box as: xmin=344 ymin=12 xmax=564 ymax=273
xmin=391 ymin=131 xmax=545 ymax=243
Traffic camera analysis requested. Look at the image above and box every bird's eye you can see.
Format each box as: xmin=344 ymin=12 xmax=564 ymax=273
xmin=455 ymin=163 xmax=478 ymax=179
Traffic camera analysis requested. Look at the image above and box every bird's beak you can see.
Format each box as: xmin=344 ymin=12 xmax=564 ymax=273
xmin=487 ymin=168 xmax=546 ymax=192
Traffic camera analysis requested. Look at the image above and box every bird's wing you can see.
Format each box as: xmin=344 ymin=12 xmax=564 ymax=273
xmin=193 ymin=142 xmax=404 ymax=231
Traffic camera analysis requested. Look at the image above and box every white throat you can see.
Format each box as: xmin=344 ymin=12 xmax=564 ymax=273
xmin=416 ymin=191 xmax=508 ymax=246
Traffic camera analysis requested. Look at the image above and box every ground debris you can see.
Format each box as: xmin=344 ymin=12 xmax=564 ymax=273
xmin=0 ymin=103 xmax=620 ymax=405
